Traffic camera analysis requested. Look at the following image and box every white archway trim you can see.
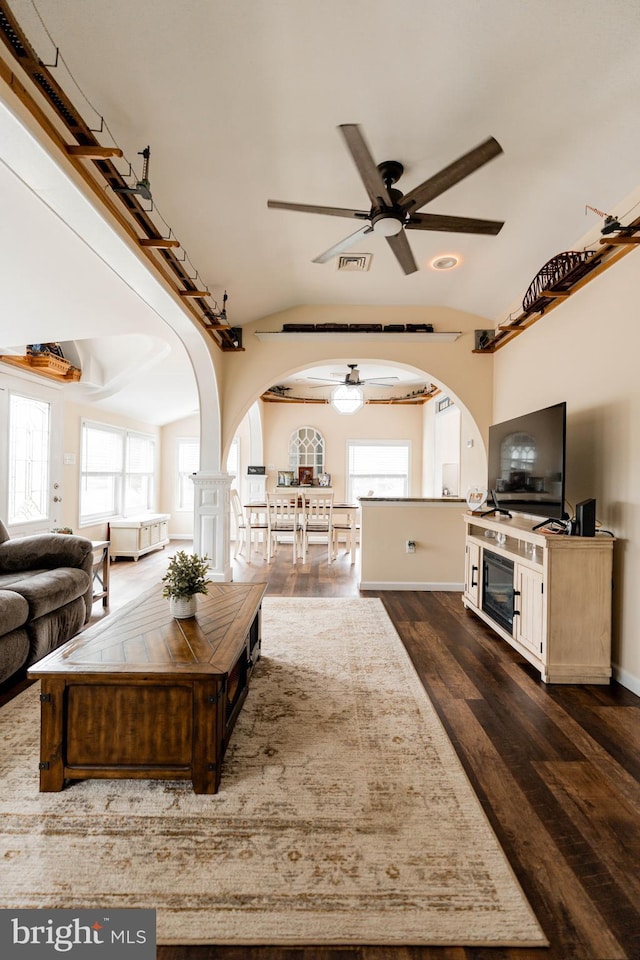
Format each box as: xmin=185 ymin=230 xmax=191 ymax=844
xmin=0 ymin=93 xmax=221 ymax=469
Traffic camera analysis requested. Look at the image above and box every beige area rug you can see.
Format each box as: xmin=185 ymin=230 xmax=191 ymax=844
xmin=0 ymin=597 xmax=547 ymax=947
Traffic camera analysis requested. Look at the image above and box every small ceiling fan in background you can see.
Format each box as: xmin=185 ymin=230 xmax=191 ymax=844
xmin=268 ymin=124 xmax=504 ymax=275
xmin=308 ymin=363 xmax=399 ymax=388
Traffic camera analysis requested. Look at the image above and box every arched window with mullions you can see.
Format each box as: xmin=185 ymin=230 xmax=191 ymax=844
xmin=288 ymin=426 xmax=325 ymax=479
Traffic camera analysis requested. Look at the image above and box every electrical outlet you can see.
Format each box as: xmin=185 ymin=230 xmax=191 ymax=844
xmin=406 ymin=540 xmax=416 ymax=553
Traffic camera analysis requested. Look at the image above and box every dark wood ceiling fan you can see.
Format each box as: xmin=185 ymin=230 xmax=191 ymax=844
xmin=308 ymin=363 xmax=399 ymax=388
xmin=267 ymin=124 xmax=504 ymax=274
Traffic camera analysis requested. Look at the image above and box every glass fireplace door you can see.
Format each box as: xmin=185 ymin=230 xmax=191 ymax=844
xmin=482 ymin=550 xmax=515 ymax=633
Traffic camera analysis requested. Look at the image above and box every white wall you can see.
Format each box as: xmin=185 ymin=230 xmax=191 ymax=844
xmin=492 ymin=245 xmax=640 ymax=693
xmin=160 ymin=413 xmax=200 ymax=538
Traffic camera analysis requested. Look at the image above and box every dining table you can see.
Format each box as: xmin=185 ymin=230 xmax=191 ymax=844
xmin=243 ymin=498 xmax=359 ymax=564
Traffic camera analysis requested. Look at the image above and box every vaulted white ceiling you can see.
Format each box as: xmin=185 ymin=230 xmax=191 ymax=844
xmin=2 ymin=0 xmax=640 ymax=421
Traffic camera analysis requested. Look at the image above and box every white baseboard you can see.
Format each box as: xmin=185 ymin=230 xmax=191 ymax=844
xmin=358 ymin=581 xmax=464 ymax=592
xmin=612 ymin=663 xmax=640 ymax=697
xmin=169 ymin=534 xmax=194 ymax=542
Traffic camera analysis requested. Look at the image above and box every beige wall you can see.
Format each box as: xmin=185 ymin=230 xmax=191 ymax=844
xmin=262 ymin=400 xmax=425 ymax=502
xmin=219 ymin=304 xmax=494 ymax=469
xmin=492 ymin=241 xmax=640 ymax=693
xmin=359 ymin=500 xmax=466 ymax=588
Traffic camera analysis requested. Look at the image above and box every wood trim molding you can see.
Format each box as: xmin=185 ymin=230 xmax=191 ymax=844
xmin=0 ymin=354 xmax=81 ymax=382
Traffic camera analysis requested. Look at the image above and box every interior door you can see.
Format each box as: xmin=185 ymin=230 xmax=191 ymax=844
xmin=0 ymin=373 xmax=64 ymax=536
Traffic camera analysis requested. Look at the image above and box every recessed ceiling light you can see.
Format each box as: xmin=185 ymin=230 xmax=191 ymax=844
xmin=430 ymin=255 xmax=460 ymax=270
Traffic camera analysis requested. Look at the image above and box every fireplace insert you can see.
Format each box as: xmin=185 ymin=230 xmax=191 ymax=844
xmin=482 ymin=550 xmax=515 ymax=633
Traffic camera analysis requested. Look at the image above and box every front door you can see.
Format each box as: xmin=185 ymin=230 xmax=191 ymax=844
xmin=0 ymin=373 xmax=64 ymax=536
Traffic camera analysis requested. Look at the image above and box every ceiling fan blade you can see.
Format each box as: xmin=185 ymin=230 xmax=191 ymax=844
xmin=361 ymin=377 xmax=400 ymax=385
xmin=268 ymin=200 xmax=368 ymax=219
xmin=406 ymin=212 xmax=504 ymax=235
xmin=400 ymin=137 xmax=503 ymax=215
xmin=386 ymin=231 xmax=418 ymax=275
xmin=339 ymin=124 xmax=394 ymax=207
xmin=312 ymin=224 xmax=373 ymax=264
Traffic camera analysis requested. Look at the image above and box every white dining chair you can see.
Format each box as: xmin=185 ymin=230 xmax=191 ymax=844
xmin=266 ymin=493 xmax=303 ymax=563
xmin=232 ymin=489 xmax=269 ymax=561
xmin=331 ymin=512 xmax=355 ymax=562
xmin=230 ymin=488 xmax=246 ymax=558
xmin=300 ymin=492 xmax=334 ymax=564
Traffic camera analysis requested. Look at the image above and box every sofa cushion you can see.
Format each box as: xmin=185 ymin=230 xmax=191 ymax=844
xmin=0 ymin=589 xmax=29 ymax=633
xmin=9 ymin=568 xmax=91 ymax=621
xmin=0 ymin=569 xmax=46 ymax=590
xmin=0 ymin=627 xmax=30 ymax=683
xmin=0 ymin=519 xmax=9 ymax=545
xmin=0 ymin=533 xmax=93 ymax=573
xmin=27 ymin=597 xmax=86 ymax=665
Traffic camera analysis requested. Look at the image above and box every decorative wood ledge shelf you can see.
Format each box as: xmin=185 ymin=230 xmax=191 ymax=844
xmin=0 ymin=354 xmax=81 ymax=382
xmin=255 ymin=330 xmax=461 ymax=342
xmin=261 ymin=386 xmax=440 ymax=405
xmin=474 ymin=220 xmax=640 ymax=354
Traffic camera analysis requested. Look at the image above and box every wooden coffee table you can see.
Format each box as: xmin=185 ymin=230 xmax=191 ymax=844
xmin=28 ymin=582 xmax=267 ymax=794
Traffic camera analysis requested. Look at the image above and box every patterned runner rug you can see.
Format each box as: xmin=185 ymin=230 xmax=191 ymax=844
xmin=0 ymin=597 xmax=546 ymax=946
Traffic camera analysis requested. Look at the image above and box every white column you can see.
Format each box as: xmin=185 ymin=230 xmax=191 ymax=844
xmin=192 ymin=472 xmax=232 ymax=582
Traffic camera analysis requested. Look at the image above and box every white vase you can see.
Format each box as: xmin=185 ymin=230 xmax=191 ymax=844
xmin=169 ymin=595 xmax=197 ymax=619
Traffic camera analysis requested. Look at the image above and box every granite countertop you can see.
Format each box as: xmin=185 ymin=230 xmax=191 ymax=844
xmin=358 ymin=497 xmax=465 ymax=503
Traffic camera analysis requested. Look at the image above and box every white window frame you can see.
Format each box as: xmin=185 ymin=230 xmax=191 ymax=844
xmin=346 ymin=439 xmax=411 ymax=502
xmin=7 ymin=392 xmax=51 ymax=526
xmin=80 ymin=419 xmax=156 ymax=525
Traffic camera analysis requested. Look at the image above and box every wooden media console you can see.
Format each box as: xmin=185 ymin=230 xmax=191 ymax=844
xmin=463 ymin=512 xmax=613 ymax=684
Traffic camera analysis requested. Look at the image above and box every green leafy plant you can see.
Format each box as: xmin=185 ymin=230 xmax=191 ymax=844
xmin=161 ymin=551 xmax=210 ymax=600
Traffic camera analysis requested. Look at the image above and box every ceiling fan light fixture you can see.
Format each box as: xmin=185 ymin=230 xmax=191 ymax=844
xmin=332 ymin=384 xmax=364 ymax=415
xmin=430 ymin=255 xmax=460 ymax=271
xmin=371 ymin=214 xmax=404 ymax=237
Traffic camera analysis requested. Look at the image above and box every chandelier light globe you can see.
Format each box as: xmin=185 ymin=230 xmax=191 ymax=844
xmin=332 ymin=384 xmax=364 ymax=415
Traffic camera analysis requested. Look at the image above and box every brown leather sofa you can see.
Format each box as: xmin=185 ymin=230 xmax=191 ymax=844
xmin=0 ymin=520 xmax=94 ymax=684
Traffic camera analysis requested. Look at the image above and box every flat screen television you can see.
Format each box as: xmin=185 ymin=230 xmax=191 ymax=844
xmin=487 ymin=401 xmax=567 ymax=520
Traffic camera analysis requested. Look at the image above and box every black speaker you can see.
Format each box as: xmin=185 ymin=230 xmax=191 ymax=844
xmin=575 ymin=498 xmax=596 ymax=537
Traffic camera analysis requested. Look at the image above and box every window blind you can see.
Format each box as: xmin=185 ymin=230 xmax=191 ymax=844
xmin=82 ymin=423 xmax=123 ymax=473
xmin=348 ymin=443 xmax=409 ymax=475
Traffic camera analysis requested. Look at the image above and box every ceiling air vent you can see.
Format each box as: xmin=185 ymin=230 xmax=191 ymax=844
xmin=337 ymin=253 xmax=372 ymax=272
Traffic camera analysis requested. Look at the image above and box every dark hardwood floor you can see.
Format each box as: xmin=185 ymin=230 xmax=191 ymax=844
xmin=2 ymin=541 xmax=639 ymax=960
